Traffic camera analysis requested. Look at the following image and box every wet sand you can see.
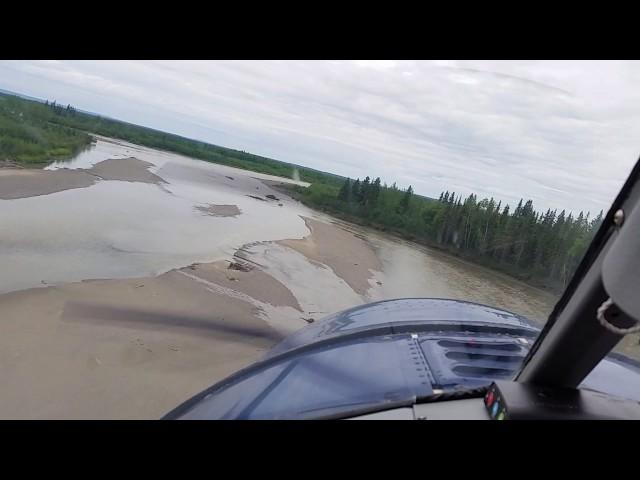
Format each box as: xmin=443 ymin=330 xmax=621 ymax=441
xmin=87 ymin=157 xmax=165 ymax=185
xmin=185 ymin=260 xmax=302 ymax=312
xmin=279 ymin=217 xmax=382 ymax=295
xmin=0 ymin=168 xmax=96 ymax=200
xmin=0 ymin=263 xmax=292 ymax=419
xmin=0 ymin=157 xmax=163 ymax=200
xmin=194 ymin=204 xmax=242 ymax=217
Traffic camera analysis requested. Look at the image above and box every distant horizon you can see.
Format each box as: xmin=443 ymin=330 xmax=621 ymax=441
xmin=1 ymin=60 xmax=637 ymax=215
xmin=2 ymin=87 xmax=442 ymax=200
xmin=0 ymin=87 xmax=345 ymax=177
xmin=0 ymin=86 xmax=603 ymax=212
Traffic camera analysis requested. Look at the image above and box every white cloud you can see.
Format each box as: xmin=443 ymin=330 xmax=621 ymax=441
xmin=354 ymin=60 xmax=397 ymax=69
xmin=0 ymin=60 xmax=638 ymax=215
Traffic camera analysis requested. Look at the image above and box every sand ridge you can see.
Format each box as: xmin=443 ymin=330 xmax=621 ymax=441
xmin=0 ymin=263 xmax=290 ymax=419
xmin=279 ymin=216 xmax=382 ymax=296
xmin=194 ymin=204 xmax=242 ymax=217
xmin=0 ymin=157 xmax=164 ymax=200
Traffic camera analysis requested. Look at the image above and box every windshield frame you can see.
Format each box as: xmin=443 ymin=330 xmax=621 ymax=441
xmin=516 ymin=156 xmax=640 ymax=386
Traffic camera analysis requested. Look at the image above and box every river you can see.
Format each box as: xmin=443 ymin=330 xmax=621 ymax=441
xmin=0 ymin=136 xmax=558 ymax=322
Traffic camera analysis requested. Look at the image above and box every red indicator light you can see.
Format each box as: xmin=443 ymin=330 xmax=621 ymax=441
xmin=486 ymin=391 xmax=495 ymax=406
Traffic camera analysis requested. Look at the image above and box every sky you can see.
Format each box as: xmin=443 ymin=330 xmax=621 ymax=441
xmin=1 ymin=60 xmax=638 ymax=216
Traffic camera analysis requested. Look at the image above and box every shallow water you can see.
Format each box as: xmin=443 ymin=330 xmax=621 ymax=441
xmin=1 ymin=138 xmax=314 ymax=293
xmin=1 ymin=137 xmax=557 ymax=322
xmin=366 ymin=230 xmax=556 ymax=322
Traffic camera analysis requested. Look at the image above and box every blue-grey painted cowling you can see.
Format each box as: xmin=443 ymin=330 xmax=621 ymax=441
xmin=166 ymin=299 xmax=640 ymax=420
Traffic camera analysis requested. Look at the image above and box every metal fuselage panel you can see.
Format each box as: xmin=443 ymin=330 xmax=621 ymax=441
xmin=166 ymin=299 xmax=640 ymax=420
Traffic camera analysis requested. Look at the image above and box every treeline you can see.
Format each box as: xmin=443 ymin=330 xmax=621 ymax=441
xmin=290 ymin=176 xmax=604 ymax=292
xmin=0 ymin=95 xmax=91 ymax=165
xmin=0 ymin=93 xmax=342 ymax=187
xmin=45 ymin=99 xmax=78 ymax=116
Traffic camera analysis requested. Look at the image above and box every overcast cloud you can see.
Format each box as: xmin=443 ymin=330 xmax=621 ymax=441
xmin=1 ymin=60 xmax=638 ymax=215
